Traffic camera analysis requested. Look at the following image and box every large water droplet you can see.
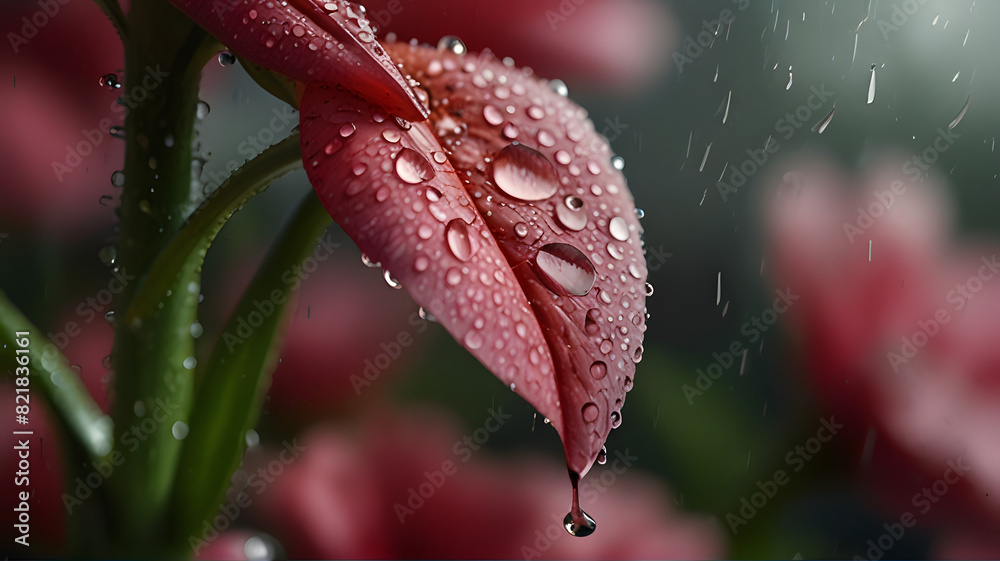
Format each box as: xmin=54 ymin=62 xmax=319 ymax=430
xmin=564 ymin=471 xmax=596 ymax=537
xmin=492 ymin=144 xmax=559 ymax=201
xmin=437 ymin=35 xmax=467 ymax=55
xmin=445 ymin=219 xmax=478 ymax=262
xmin=395 ymin=148 xmax=435 ymax=184
xmin=533 ymin=243 xmax=596 ymax=297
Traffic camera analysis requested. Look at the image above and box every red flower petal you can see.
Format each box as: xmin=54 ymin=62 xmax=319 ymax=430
xmin=300 ymin=44 xmax=647 ymax=478
xmin=168 ymin=0 xmax=427 ymax=120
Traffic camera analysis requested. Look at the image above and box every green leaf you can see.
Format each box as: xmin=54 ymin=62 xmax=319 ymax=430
xmin=168 ymin=191 xmax=332 ymax=549
xmin=0 ymin=292 xmax=113 ymax=462
xmin=122 ymin=132 xmax=303 ymax=328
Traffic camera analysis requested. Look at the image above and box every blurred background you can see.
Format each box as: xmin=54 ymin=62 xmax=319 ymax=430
xmin=2 ymin=0 xmax=1000 ymax=558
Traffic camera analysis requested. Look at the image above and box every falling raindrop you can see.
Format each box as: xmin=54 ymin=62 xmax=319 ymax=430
xmin=867 ymin=65 xmax=876 ymax=104
xmin=532 ymin=243 xmax=597 ymax=297
xmin=218 ymin=51 xmax=237 ymax=66
xmin=811 ymin=103 xmax=836 ymax=134
xmin=785 ymin=66 xmax=793 ymax=90
xmin=492 ymin=143 xmax=559 ymax=201
xmin=564 ymin=471 xmax=597 ymax=537
xmin=949 ymin=95 xmax=971 ymax=129
xmin=699 ymin=143 xmax=712 ymax=172
xmin=437 ymin=35 xmax=467 ymax=55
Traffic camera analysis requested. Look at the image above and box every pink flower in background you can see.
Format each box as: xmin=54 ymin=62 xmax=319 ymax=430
xmin=233 ymin=409 xmax=723 ymax=559
xmin=360 ymin=0 xmax=676 ymax=93
xmin=765 ymin=155 xmax=1000 ymax=543
xmin=1 ymin=0 xmax=123 ymax=237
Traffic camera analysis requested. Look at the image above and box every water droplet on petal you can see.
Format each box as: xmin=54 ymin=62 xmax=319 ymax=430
xmin=549 ymin=79 xmax=569 ymax=97
xmin=324 ymin=139 xmax=343 ymax=155
xmin=514 ymin=222 xmax=529 ymax=238
xmin=609 ymin=216 xmax=629 ymax=241
xmin=611 ymin=155 xmax=625 ymax=170
xmin=584 ymin=309 xmax=601 ymax=335
xmin=446 ymin=267 xmax=463 ymax=286
xmin=395 ymin=148 xmax=435 ymax=184
xmin=414 ymin=255 xmax=430 ymax=272
xmin=527 ymin=106 xmax=545 ymax=120
xmin=382 ymin=129 xmax=401 ymax=143
xmin=464 ymin=330 xmax=483 ymax=349
xmin=110 ymin=170 xmax=125 ymax=187
xmin=590 ymin=361 xmax=608 ymax=380
xmin=445 ymin=219 xmax=478 ymax=262
xmin=437 ymin=35 xmax=467 ymax=55
xmin=556 ymin=197 xmax=587 ymax=231
xmin=610 ymin=410 xmax=622 ymax=428
xmin=109 ymin=125 xmax=125 ymax=139
xmin=645 ymin=282 xmax=654 ymax=296
xmin=597 ymin=446 xmax=608 ymax=464
xmin=581 ymin=402 xmax=599 ymax=422
xmin=492 ymin=144 xmax=559 ymax=201
xmin=533 ymin=243 xmax=596 ymax=297
xmin=340 ymin=123 xmax=356 ymax=137
xmin=483 ymin=104 xmax=504 ymax=126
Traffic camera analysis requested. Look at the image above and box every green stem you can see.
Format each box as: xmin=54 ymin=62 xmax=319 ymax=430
xmin=0 ymin=292 xmax=112 ymax=462
xmin=169 ymin=191 xmax=331 ymax=553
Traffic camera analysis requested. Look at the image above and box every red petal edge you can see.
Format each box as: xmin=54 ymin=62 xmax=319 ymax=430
xmin=300 ymin=45 xmax=647 ymax=478
xmin=168 ymin=0 xmax=427 ymax=121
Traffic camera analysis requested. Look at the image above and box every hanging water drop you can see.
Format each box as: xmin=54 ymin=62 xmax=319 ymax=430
xmin=564 ymin=471 xmax=597 ymax=537
xmin=384 ymin=269 xmax=402 ymax=289
xmin=361 ymin=253 xmax=381 ymax=268
xmin=596 ymin=446 xmax=607 ymax=465
xmin=218 ymin=51 xmax=237 ymax=66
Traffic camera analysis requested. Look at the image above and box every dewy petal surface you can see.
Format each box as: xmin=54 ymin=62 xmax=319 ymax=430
xmin=300 ymin=44 xmax=648 ymax=477
xmin=299 ymin=82 xmax=562 ymax=441
xmin=168 ymin=0 xmax=426 ymax=120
